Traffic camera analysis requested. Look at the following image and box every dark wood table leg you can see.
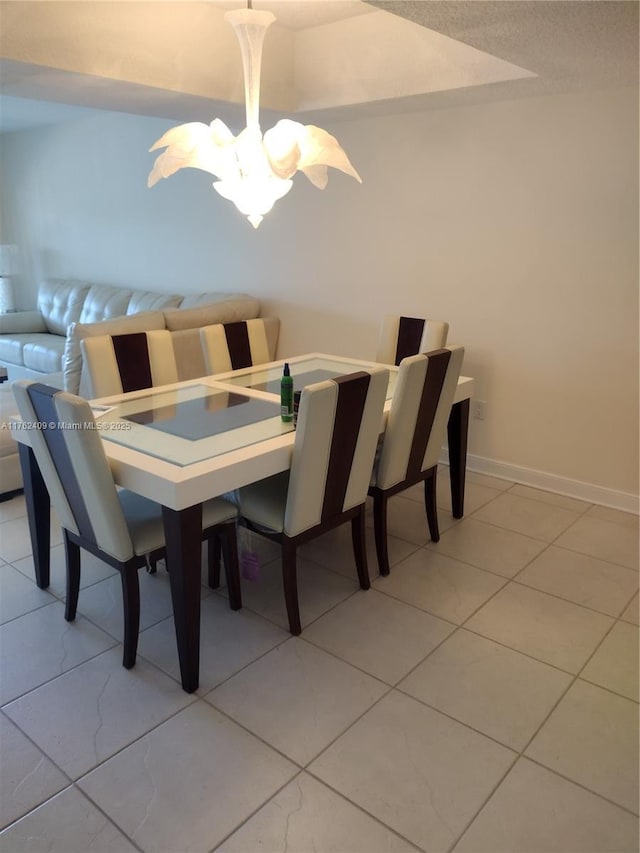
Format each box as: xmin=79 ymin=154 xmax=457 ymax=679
xmin=18 ymin=443 xmax=51 ymax=588
xmin=162 ymin=504 xmax=203 ymax=694
xmin=447 ymin=398 xmax=470 ymax=519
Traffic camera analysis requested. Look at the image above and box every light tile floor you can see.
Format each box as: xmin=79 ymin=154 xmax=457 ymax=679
xmin=0 ymin=470 xmax=638 ymax=853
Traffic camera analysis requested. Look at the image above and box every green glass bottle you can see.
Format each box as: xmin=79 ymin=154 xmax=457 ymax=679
xmin=280 ymin=362 xmax=293 ymax=422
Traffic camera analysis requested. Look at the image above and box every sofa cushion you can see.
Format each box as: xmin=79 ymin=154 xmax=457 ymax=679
xmin=79 ymin=284 xmax=133 ymax=324
xmin=38 ymin=279 xmax=91 ymax=335
xmin=163 ymin=297 xmax=260 ymax=332
xmin=0 ymin=334 xmax=29 ymax=366
xmin=127 ymin=291 xmax=183 ymax=314
xmin=22 ymin=336 xmax=67 ymax=374
xmin=63 ymin=310 xmax=166 ymax=395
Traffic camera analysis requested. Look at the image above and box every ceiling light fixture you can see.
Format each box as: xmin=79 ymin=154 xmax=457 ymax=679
xmin=147 ymin=3 xmax=362 ymax=228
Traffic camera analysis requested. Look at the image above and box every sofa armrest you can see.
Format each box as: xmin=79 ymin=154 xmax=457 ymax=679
xmin=0 ymin=311 xmax=47 ymax=334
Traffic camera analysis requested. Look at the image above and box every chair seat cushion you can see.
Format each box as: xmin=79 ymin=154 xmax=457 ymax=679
xmin=118 ymin=491 xmax=238 ymax=557
xmin=238 ymin=471 xmax=289 ymax=534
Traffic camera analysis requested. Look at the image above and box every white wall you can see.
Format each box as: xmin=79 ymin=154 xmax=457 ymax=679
xmin=1 ymin=85 xmax=637 ymax=503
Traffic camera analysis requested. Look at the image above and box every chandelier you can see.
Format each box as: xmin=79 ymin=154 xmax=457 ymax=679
xmin=147 ymin=5 xmax=362 ymax=228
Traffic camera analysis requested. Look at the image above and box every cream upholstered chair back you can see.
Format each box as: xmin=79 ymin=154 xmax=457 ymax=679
xmin=376 ymin=315 xmax=449 ymax=366
xmin=284 ymin=367 xmax=388 ymax=538
xmin=81 ymin=330 xmax=178 ymax=398
xmin=375 ymin=346 xmax=464 ymax=492
xmin=200 ymin=319 xmax=271 ymax=374
xmin=12 ymin=381 xmax=135 ymax=563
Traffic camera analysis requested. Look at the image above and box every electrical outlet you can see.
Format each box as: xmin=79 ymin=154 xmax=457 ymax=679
xmin=474 ymin=400 xmax=486 ymax=420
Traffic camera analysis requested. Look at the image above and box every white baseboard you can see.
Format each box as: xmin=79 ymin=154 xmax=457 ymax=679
xmin=441 ymin=449 xmax=639 ymax=515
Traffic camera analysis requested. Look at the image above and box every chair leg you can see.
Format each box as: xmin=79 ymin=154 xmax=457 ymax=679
xmin=146 ymin=547 xmax=164 ymax=574
xmin=207 ymin=534 xmax=222 ymax=589
xmin=351 ymin=507 xmax=370 ymax=589
xmin=372 ymin=490 xmax=391 ymax=576
xmin=424 ymin=467 xmax=440 ymax=543
xmin=282 ymin=538 xmax=301 ymax=636
xmin=64 ymin=532 xmax=81 ymax=622
xmin=120 ymin=562 xmax=141 ymax=669
xmin=219 ymin=523 xmax=241 ymax=611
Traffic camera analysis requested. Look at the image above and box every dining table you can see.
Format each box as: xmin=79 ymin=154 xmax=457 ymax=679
xmin=15 ymin=353 xmax=474 ymax=693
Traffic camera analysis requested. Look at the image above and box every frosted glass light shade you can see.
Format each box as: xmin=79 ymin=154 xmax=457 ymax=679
xmin=148 ymin=8 xmax=361 ymax=228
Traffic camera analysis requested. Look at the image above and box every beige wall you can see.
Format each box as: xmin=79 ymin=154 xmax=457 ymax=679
xmin=1 ymin=85 xmax=637 ymax=503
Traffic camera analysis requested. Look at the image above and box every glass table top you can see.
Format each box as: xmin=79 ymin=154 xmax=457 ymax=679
xmin=222 ymin=355 xmax=398 ymax=400
xmin=99 ymin=384 xmax=294 ymax=466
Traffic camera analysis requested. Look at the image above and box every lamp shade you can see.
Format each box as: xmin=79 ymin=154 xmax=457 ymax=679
xmin=0 ymin=244 xmax=18 ymax=277
xmin=0 ymin=279 xmax=15 ymax=313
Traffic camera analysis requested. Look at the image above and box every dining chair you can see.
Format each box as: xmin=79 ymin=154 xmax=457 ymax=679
xmin=80 ymin=330 xmax=179 ymax=398
xmin=236 ymin=366 xmax=389 ymax=635
xmin=12 ymin=380 xmax=241 ymax=669
xmin=200 ymin=319 xmax=271 ymax=374
xmin=369 ymin=346 xmax=464 ymax=575
xmin=376 ymin=315 xmax=449 ymax=366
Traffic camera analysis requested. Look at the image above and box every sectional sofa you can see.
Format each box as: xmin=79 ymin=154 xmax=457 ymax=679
xmin=0 ymin=279 xmax=279 ymax=496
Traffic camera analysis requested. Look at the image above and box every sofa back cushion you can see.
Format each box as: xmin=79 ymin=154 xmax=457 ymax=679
xmin=163 ymin=296 xmax=260 ymax=331
xmin=178 ymin=292 xmax=255 ymax=310
xmin=38 ymin=280 xmax=90 ymax=335
xmin=63 ymin=310 xmax=166 ymax=395
xmin=78 ymin=285 xmax=133 ymax=324
xmin=127 ymin=290 xmax=183 ymax=315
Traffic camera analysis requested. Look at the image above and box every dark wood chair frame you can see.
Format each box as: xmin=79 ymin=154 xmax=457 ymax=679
xmin=369 ymin=466 xmax=439 ymax=577
xmin=64 ymin=519 xmax=241 ymax=668
xmin=226 ymin=504 xmax=370 ymax=635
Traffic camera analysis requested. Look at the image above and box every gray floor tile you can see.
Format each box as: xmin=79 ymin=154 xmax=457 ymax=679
xmin=233 ymin=554 xmax=359 ymax=632
xmin=0 ymin=602 xmax=116 ymax=705
xmin=73 ymin=568 xmax=174 ymax=639
xmin=137 ymin=593 xmax=289 ymax=694
xmin=0 ymin=786 xmax=138 ymax=852
xmin=0 ymin=563 xmax=55 ymax=625
xmin=555 ymin=515 xmax=639 ymax=570
xmin=435 ymin=476 xmax=504 ymax=514
xmin=581 ymin=621 xmax=639 ymax=701
xmin=516 ymin=545 xmax=639 ymax=616
xmin=0 ymin=494 xmax=27 ymax=523
xmin=507 ymin=484 xmax=592 ymax=513
xmin=4 ymin=647 xmax=194 ymax=779
xmin=304 ymin=588 xmax=454 ymax=684
xmin=374 ymin=549 xmax=506 ymax=624
xmin=217 ymin=772 xmax=417 ymax=852
xmin=427 ymin=517 xmax=546 ymax=578
xmin=310 ymin=690 xmax=515 ymax=852
xmin=526 ymin=680 xmax=639 ymax=814
xmin=472 ymin=493 xmax=581 ymax=541
xmin=299 ymin=520 xmax=418 ymax=580
xmin=206 ymin=637 xmax=387 ymax=765
xmin=454 ymin=757 xmax=640 ymax=852
xmin=79 ymin=701 xmax=297 ymax=853
xmin=12 ymin=542 xmax=118 ymax=598
xmin=620 ymin=592 xmax=639 ymax=625
xmin=399 ymin=628 xmax=572 ymax=750
xmin=466 ymin=583 xmax=613 ymax=673
xmin=0 ymin=713 xmax=68 ymax=830
xmin=0 ymin=513 xmax=63 ymax=563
